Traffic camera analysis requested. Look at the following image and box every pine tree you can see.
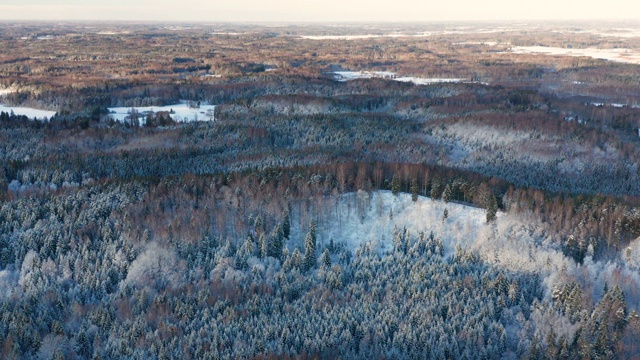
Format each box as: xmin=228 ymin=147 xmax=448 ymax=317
xmin=255 ymin=215 xmax=264 ymax=235
xmin=282 ymin=208 xmax=291 ymax=239
xmin=291 ymin=248 xmax=303 ymax=269
xmin=430 ymin=177 xmax=441 ymax=200
xmin=321 ymin=249 xmax=331 ymax=268
xmin=411 ymin=177 xmax=419 ymax=202
xmin=303 ymin=220 xmax=317 ymax=271
xmin=393 ymin=225 xmax=402 ymax=252
xmin=245 ymin=235 xmax=254 ymax=256
xmin=391 ymin=173 xmax=401 ymax=196
xmin=309 ymin=219 xmax=316 ymax=242
xmin=259 ymin=233 xmax=267 ymax=258
xmin=442 ymin=184 xmax=452 ymax=203
xmin=268 ymin=223 xmax=284 ymax=259
xmin=486 ymin=193 xmax=498 ymax=223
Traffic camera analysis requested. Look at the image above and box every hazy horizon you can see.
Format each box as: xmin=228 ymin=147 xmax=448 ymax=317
xmin=1 ymin=0 xmax=639 ymax=23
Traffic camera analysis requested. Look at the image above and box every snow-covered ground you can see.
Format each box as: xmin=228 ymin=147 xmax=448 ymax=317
xmin=300 ymin=27 xmax=530 ymax=40
xmin=583 ymin=28 xmax=640 ymax=38
xmin=333 ymin=71 xmax=397 ymax=81
xmin=107 ymin=102 xmax=216 ymax=124
xmin=333 ymin=71 xmax=481 ymax=85
xmin=0 ymin=104 xmax=56 ymax=120
xmin=395 ymin=76 xmax=474 ymax=85
xmin=509 ymin=46 xmax=640 ymax=65
xmin=0 ymin=87 xmax=17 ymax=97
xmin=590 ymin=102 xmax=640 ymax=108
xmin=303 ymin=190 xmax=640 ymax=307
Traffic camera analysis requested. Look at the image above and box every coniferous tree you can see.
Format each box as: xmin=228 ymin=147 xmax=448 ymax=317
xmin=282 ymin=208 xmax=291 ymax=239
xmin=268 ymin=223 xmax=284 ymax=259
xmin=303 ymin=220 xmax=317 ymax=271
xmin=430 ymin=177 xmax=441 ymax=201
xmin=291 ymin=248 xmax=303 ymax=269
xmin=391 ymin=174 xmax=401 ymax=196
xmin=259 ymin=233 xmax=268 ymax=258
xmin=411 ymin=177 xmax=419 ymax=202
xmin=321 ymin=249 xmax=331 ymax=268
xmin=442 ymin=184 xmax=452 ymax=203
xmin=486 ymin=194 xmax=498 ymax=223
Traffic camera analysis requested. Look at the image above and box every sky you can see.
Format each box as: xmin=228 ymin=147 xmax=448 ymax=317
xmin=0 ymin=0 xmax=639 ymax=22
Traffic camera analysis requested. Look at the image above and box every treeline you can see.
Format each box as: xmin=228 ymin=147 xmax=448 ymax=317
xmin=11 ymin=159 xmax=636 ymax=263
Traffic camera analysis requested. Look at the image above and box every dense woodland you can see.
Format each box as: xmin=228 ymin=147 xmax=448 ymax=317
xmin=2 ymin=21 xmax=640 ymax=358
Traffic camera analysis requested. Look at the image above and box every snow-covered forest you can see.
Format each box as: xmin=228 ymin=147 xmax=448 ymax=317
xmin=3 ymin=21 xmax=640 ymax=359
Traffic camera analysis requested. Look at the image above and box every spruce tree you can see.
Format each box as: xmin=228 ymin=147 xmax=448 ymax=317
xmin=321 ymin=249 xmax=331 ymax=268
xmin=486 ymin=194 xmax=498 ymax=223
xmin=291 ymin=248 xmax=303 ymax=269
xmin=411 ymin=177 xmax=419 ymax=202
xmin=303 ymin=219 xmax=317 ymax=271
xmin=259 ymin=233 xmax=267 ymax=258
xmin=268 ymin=223 xmax=284 ymax=259
xmin=282 ymin=208 xmax=291 ymax=239
xmin=430 ymin=177 xmax=441 ymax=200
xmin=391 ymin=173 xmax=401 ymax=196
xmin=442 ymin=184 xmax=452 ymax=203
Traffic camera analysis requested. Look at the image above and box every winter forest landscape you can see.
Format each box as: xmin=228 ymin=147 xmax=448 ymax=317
xmin=3 ymin=1 xmax=640 ymax=358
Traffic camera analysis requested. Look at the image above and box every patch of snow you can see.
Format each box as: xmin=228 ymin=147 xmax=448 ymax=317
xmin=0 ymin=87 xmax=17 ymax=96
xmin=333 ymin=71 xmax=397 ymax=81
xmin=0 ymin=104 xmax=56 ymax=120
xmin=107 ymin=101 xmax=216 ymax=124
xmin=395 ymin=76 xmax=469 ymax=85
xmin=455 ymin=41 xmax=499 ymax=46
xmin=509 ymin=46 xmax=640 ymax=65
xmin=584 ymin=28 xmax=640 ymax=38
xmin=308 ymin=190 xmax=640 ymax=308
xmin=590 ymin=102 xmax=635 ymax=108
xmin=301 ymin=27 xmax=528 ymax=40
xmin=312 ymin=191 xmax=489 ymax=255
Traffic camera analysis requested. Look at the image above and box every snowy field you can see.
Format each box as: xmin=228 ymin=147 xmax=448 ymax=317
xmin=0 ymin=104 xmax=56 ymax=120
xmin=300 ymin=27 xmax=529 ymax=40
xmin=573 ymin=28 xmax=640 ymax=38
xmin=509 ymin=46 xmax=640 ymax=65
xmin=302 ymin=190 xmax=640 ymax=307
xmin=333 ymin=71 xmax=479 ymax=85
xmin=107 ymin=102 xmax=216 ymax=124
xmin=0 ymin=88 xmax=16 ymax=96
